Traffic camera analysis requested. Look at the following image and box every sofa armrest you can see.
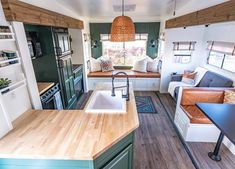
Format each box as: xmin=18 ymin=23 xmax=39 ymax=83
xmin=181 ymin=87 xmax=226 ymax=106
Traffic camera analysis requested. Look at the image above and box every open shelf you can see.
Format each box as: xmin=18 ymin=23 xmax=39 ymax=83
xmin=0 ymin=57 xmax=19 ymax=64
xmin=0 ymin=79 xmax=27 ymax=95
xmin=0 ymin=25 xmax=15 ymax=41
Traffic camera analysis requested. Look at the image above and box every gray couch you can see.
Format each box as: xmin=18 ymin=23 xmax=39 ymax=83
xmin=174 ymin=71 xmax=233 ymax=100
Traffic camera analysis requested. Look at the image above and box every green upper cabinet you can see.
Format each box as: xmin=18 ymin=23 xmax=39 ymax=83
xmin=90 ymin=22 xmax=160 ymax=59
xmin=24 ymin=24 xmax=59 ymax=83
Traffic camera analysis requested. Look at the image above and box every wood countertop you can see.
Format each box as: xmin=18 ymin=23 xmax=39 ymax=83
xmin=0 ymin=83 xmax=139 ymax=160
xmin=37 ymin=82 xmax=55 ymax=95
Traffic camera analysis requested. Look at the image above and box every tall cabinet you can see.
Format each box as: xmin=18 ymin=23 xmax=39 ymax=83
xmin=24 ymin=25 xmax=76 ymax=109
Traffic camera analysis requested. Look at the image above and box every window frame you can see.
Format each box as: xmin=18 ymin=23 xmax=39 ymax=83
xmin=207 ymin=51 xmax=235 ymax=73
xmin=101 ymin=34 xmax=149 ymax=66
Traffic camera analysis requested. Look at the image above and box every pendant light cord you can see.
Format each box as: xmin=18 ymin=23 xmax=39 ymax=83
xmin=173 ymin=0 xmax=176 ymax=16
xmin=122 ymin=0 xmax=124 ymax=16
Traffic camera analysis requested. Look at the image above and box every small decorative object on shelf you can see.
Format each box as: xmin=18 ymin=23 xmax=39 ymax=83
xmin=0 ymin=50 xmax=18 ymax=67
xmin=2 ymin=50 xmax=17 ymax=64
xmin=0 ymin=26 xmax=13 ymax=40
xmin=0 ymin=78 xmax=11 ymax=94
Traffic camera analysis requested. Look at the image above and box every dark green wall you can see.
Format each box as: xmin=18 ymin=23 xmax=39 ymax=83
xmin=24 ymin=24 xmax=59 ymax=82
xmin=90 ymin=22 xmax=160 ymax=59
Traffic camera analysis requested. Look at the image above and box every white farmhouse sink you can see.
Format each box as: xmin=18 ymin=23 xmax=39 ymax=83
xmin=85 ymin=90 xmax=126 ymax=113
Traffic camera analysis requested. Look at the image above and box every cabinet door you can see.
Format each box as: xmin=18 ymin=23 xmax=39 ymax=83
xmin=102 ymin=144 xmax=133 ymax=169
xmin=60 ymin=56 xmax=76 ymax=108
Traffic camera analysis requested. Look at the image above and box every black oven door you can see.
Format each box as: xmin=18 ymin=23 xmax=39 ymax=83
xmin=41 ymin=91 xmax=63 ymax=109
xmin=42 ymin=96 xmax=56 ymax=109
xmin=74 ymin=77 xmax=83 ymax=99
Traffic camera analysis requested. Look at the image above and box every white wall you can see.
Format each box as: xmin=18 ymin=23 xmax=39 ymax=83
xmin=160 ymin=26 xmax=205 ymax=92
xmin=69 ymin=18 xmax=91 ymax=93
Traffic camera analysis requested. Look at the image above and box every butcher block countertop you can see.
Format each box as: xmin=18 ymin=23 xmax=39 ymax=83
xmin=37 ymin=82 xmax=55 ymax=95
xmin=0 ymin=83 xmax=139 ymax=160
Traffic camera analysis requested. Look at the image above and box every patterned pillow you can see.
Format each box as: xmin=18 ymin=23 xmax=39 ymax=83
xmin=181 ymin=72 xmax=197 ymax=85
xmin=100 ymin=59 xmax=114 ymax=72
xmin=224 ymin=90 xmax=235 ymax=104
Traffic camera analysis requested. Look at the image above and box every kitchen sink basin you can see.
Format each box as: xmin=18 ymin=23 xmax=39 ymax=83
xmin=85 ymin=90 xmax=126 ymax=113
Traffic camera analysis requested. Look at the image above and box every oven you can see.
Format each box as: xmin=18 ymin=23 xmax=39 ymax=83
xmin=74 ymin=76 xmax=83 ymax=99
xmin=40 ymin=84 xmax=63 ymax=109
xmin=73 ymin=65 xmax=84 ymax=99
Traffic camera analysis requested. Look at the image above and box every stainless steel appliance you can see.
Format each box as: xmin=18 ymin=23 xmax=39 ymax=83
xmin=40 ymin=84 xmax=63 ymax=109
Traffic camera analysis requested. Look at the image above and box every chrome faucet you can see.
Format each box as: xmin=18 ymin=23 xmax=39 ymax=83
xmin=111 ymin=72 xmax=130 ymax=101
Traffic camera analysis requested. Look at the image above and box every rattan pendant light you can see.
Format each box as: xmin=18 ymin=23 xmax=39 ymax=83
xmin=110 ymin=0 xmax=135 ymax=42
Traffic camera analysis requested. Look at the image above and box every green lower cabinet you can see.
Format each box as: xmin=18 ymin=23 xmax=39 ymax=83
xmin=102 ymin=144 xmax=132 ymax=169
xmin=0 ymin=132 xmax=135 ymax=169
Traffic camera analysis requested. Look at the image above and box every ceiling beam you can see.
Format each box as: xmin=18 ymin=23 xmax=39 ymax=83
xmin=165 ymin=1 xmax=235 ymax=29
xmin=1 ymin=0 xmax=84 ymax=29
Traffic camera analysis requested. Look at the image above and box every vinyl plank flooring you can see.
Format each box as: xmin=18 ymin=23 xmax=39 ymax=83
xmin=134 ymin=91 xmax=195 ymax=169
xmin=155 ymin=91 xmax=235 ymax=169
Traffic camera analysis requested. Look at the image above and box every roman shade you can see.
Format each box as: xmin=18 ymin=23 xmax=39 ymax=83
xmin=100 ymin=34 xmax=148 ymax=41
xmin=173 ymin=42 xmax=196 ymax=51
xmin=207 ymin=41 xmax=235 ymax=55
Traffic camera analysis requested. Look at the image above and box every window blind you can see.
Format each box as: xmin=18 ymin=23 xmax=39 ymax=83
xmin=207 ymin=41 xmax=235 ymax=56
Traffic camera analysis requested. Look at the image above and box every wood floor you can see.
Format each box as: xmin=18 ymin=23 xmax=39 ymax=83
xmin=134 ymin=91 xmax=195 ymax=169
xmin=140 ymin=92 xmax=235 ymax=169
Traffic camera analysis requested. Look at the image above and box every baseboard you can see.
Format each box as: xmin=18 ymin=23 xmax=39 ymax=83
xmin=223 ymin=137 xmax=235 ymax=155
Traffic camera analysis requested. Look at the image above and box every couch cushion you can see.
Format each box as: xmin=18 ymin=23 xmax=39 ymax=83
xmin=181 ymin=105 xmax=212 ymax=124
xmin=197 ymin=71 xmax=233 ymax=87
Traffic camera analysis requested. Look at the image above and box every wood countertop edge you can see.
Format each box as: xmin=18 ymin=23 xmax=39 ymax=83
xmin=91 ymin=122 xmax=139 ymax=160
xmin=37 ymin=82 xmax=55 ymax=95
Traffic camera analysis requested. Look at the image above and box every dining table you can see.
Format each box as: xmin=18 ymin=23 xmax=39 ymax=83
xmin=196 ymin=103 xmax=235 ymax=161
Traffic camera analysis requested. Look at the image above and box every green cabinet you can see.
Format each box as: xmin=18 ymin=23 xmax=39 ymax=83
xmin=102 ymin=144 xmax=133 ymax=169
xmin=0 ymin=132 xmax=135 ymax=169
xmin=58 ymin=56 xmax=76 ymax=109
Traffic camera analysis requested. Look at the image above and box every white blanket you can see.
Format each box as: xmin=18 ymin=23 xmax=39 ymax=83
xmin=168 ymin=67 xmax=208 ymax=97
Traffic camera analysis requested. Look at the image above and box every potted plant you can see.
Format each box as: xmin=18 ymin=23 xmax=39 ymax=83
xmin=0 ymin=78 xmax=11 ymax=94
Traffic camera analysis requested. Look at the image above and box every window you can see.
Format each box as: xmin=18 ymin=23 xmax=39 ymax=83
xmin=208 ymin=52 xmax=235 ymax=73
xmin=173 ymin=41 xmax=196 ymax=64
xmin=207 ymin=41 xmax=235 ymax=73
xmin=101 ymin=34 xmax=148 ymax=66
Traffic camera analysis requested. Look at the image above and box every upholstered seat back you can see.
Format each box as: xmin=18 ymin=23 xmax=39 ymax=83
xmin=197 ymin=71 xmax=233 ymax=87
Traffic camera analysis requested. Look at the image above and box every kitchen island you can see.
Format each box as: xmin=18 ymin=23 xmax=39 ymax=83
xmin=0 ymin=83 xmax=139 ymax=169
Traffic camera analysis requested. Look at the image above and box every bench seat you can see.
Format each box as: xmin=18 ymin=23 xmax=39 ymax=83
xmin=88 ymin=70 xmax=161 ymax=78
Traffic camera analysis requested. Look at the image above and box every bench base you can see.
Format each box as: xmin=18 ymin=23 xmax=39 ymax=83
xmin=88 ymin=77 xmax=160 ymax=91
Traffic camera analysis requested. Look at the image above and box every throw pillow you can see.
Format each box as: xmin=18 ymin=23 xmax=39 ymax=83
xmin=224 ymin=90 xmax=235 ymax=104
xmin=181 ymin=72 xmax=197 ymax=85
xmin=147 ymin=58 xmax=159 ymax=72
xmin=90 ymin=58 xmax=101 ymax=72
xmin=100 ymin=59 xmax=114 ymax=72
xmin=132 ymin=58 xmax=148 ymax=73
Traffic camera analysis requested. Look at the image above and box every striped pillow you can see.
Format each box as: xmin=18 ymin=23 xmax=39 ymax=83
xmin=224 ymin=90 xmax=235 ymax=104
xmin=100 ymin=59 xmax=114 ymax=72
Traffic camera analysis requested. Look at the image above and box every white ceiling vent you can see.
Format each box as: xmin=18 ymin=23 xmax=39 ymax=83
xmin=113 ymin=4 xmax=136 ymax=12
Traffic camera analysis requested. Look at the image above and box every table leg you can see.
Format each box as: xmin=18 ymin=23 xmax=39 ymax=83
xmin=208 ymin=132 xmax=224 ymax=161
